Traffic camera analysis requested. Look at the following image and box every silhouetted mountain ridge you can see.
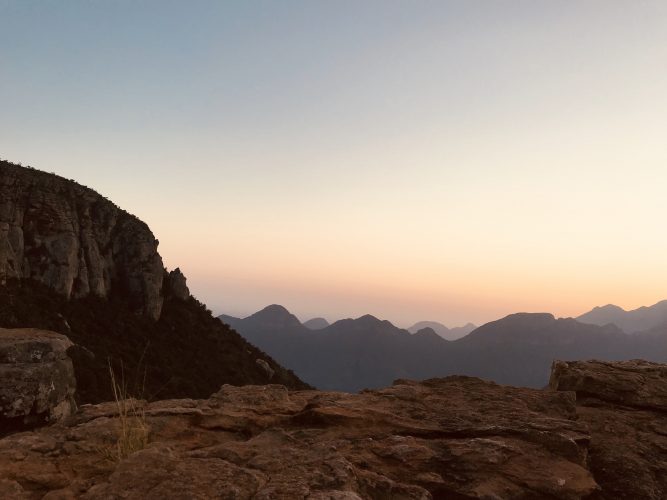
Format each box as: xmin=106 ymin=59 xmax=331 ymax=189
xmin=220 ymin=305 xmax=667 ymax=392
xmin=245 ymin=304 xmax=302 ymax=329
xmin=407 ymin=320 xmax=476 ymax=340
xmin=578 ymin=300 xmax=667 ymax=333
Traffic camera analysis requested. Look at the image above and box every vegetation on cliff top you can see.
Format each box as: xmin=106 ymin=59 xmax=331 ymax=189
xmin=0 ymin=278 xmax=310 ymax=404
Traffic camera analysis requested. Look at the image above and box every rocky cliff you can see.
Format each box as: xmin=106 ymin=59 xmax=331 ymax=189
xmin=0 ymin=161 xmax=310 ymax=403
xmin=0 ymin=161 xmax=164 ymax=319
xmin=1 ymin=358 xmax=666 ymax=499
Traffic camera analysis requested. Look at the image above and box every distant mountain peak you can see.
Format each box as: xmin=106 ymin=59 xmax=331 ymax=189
xmin=413 ymin=327 xmax=444 ymax=341
xmin=408 ymin=321 xmax=449 ymax=334
xmin=246 ymin=304 xmax=302 ymax=328
xmin=593 ymin=304 xmax=625 ymax=312
xmin=408 ymin=320 xmax=476 ymax=340
xmin=356 ymin=314 xmax=381 ymax=322
xmin=578 ymin=300 xmax=667 ymax=333
xmin=258 ymin=304 xmax=291 ymax=314
xmin=505 ymin=312 xmax=555 ymax=321
xmin=463 ymin=313 xmax=556 ymax=342
xmin=303 ymin=317 xmax=329 ymax=330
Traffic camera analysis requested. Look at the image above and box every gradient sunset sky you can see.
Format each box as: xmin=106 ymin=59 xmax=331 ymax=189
xmin=2 ymin=1 xmax=666 ymax=327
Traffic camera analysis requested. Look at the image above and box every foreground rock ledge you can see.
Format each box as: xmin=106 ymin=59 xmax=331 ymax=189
xmin=0 ymin=328 xmax=76 ymax=433
xmin=0 ymin=360 xmax=666 ymax=499
xmin=550 ymin=359 xmax=667 ymax=499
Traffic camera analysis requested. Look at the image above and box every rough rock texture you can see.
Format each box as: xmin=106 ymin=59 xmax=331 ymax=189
xmin=0 ymin=161 xmax=164 ymax=319
xmin=550 ymin=360 xmax=667 ymax=499
xmin=255 ymin=358 xmax=275 ymax=380
xmin=0 ymin=376 xmax=598 ymax=499
xmin=167 ymin=267 xmax=190 ymax=301
xmin=550 ymin=359 xmax=667 ymax=410
xmin=0 ymin=328 xmax=76 ymax=433
xmin=2 ymin=360 xmax=666 ymax=498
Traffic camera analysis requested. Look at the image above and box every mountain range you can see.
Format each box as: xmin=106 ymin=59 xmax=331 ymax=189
xmin=407 ymin=320 xmax=477 ymax=340
xmin=4 ymin=159 xmax=667 ymax=498
xmin=5 ymin=159 xmax=667 ymax=402
xmin=577 ymin=300 xmax=667 ymax=333
xmin=220 ymin=305 xmax=667 ymax=392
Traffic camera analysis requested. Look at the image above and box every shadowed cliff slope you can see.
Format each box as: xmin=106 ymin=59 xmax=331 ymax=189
xmin=0 ymin=161 xmax=309 ymax=402
xmin=577 ymin=300 xmax=667 ymax=333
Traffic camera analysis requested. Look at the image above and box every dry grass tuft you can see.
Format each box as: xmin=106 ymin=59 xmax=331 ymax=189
xmin=98 ymin=362 xmax=150 ymax=462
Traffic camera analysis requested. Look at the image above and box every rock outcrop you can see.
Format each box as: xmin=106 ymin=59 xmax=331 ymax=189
xmin=0 ymin=328 xmax=76 ymax=434
xmin=3 ymin=359 xmax=666 ymax=498
xmin=167 ymin=267 xmax=190 ymax=301
xmin=0 ymin=161 xmax=164 ymax=319
xmin=0 ymin=162 xmax=311 ymax=404
xmin=0 ymin=373 xmax=600 ymax=498
xmin=550 ymin=360 xmax=667 ymax=499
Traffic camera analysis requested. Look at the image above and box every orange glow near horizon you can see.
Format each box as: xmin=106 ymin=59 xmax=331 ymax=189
xmin=2 ymin=2 xmax=666 ymax=327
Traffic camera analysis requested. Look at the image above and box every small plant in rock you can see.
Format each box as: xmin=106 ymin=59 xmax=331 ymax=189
xmin=98 ymin=362 xmax=149 ymax=462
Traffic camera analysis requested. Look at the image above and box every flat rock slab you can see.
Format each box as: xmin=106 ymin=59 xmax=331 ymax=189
xmin=4 ymin=359 xmax=667 ymax=499
xmin=0 ymin=377 xmax=598 ymax=499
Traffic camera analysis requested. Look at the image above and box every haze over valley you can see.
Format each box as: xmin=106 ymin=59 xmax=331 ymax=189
xmin=220 ymin=301 xmax=667 ymax=392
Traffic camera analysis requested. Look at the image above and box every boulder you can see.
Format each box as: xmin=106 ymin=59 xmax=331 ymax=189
xmin=255 ymin=358 xmax=275 ymax=380
xmin=551 ymin=359 xmax=667 ymax=499
xmin=0 ymin=328 xmax=76 ymax=433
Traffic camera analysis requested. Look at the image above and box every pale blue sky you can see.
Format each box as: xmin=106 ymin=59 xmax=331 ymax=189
xmin=2 ymin=1 xmax=666 ymax=326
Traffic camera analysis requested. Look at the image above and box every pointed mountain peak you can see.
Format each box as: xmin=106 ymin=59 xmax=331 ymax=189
xmin=246 ymin=304 xmax=302 ymax=328
xmin=413 ymin=327 xmax=443 ymax=341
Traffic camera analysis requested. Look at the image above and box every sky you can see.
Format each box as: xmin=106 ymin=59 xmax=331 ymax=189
xmin=1 ymin=1 xmax=666 ymax=327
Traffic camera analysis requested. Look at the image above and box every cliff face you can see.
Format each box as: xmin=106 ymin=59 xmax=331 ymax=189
xmin=0 ymin=161 xmax=310 ymax=404
xmin=0 ymin=161 xmax=164 ymax=319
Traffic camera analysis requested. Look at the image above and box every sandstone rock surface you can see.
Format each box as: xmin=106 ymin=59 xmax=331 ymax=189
xmin=550 ymin=360 xmax=667 ymax=499
xmin=0 ymin=376 xmax=598 ymax=499
xmin=0 ymin=328 xmax=76 ymax=433
xmin=2 ymin=360 xmax=666 ymax=498
xmin=0 ymin=162 xmax=164 ymax=319
xmin=550 ymin=359 xmax=667 ymax=410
